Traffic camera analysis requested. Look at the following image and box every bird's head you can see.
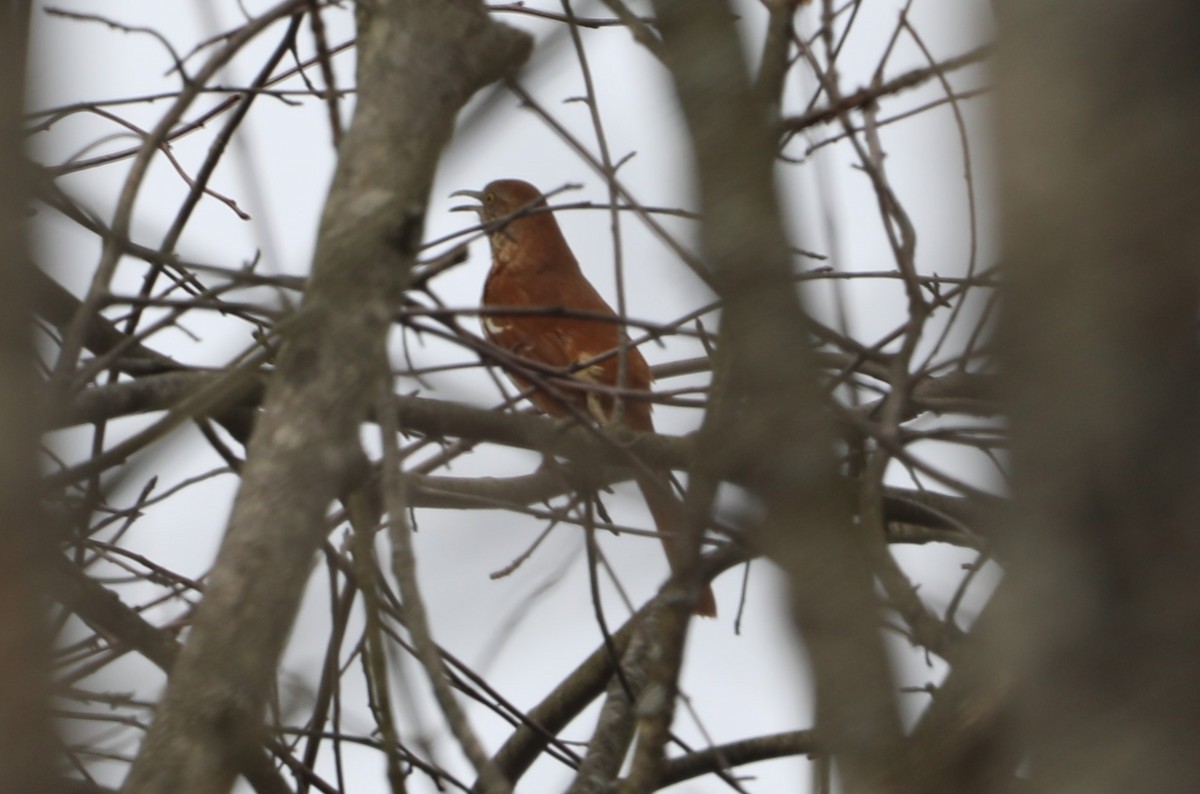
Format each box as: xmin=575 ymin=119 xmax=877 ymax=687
xmin=450 ymin=179 xmax=547 ymax=225
xmin=451 ymin=179 xmax=572 ymax=267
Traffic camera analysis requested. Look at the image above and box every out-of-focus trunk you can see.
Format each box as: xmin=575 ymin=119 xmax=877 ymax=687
xmin=997 ymin=4 xmax=1200 ymax=791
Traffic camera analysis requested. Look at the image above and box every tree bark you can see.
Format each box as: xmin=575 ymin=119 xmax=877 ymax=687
xmin=997 ymin=3 xmax=1200 ymax=791
xmin=0 ymin=2 xmax=62 ymax=791
xmin=623 ymin=2 xmax=908 ymax=791
xmin=120 ymin=4 xmax=530 ymax=793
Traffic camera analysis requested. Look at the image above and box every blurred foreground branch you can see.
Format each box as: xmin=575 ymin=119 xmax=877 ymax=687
xmin=120 ymin=3 xmax=530 ymax=792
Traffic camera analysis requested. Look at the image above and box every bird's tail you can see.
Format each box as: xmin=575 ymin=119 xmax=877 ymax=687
xmin=636 ymin=471 xmax=718 ymax=618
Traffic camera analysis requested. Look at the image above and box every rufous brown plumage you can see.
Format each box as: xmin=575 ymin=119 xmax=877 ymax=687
xmin=451 ymin=179 xmax=717 ymax=617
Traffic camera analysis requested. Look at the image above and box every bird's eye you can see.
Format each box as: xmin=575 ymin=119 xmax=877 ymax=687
xmin=484 ymin=192 xmax=495 ymax=203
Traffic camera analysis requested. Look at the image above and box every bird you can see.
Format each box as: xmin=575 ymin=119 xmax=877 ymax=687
xmin=451 ymin=179 xmax=717 ymax=617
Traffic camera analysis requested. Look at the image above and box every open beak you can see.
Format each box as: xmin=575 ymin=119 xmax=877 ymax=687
xmin=449 ymin=188 xmax=485 ymax=214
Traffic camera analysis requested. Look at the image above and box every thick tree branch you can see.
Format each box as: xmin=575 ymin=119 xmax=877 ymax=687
xmin=623 ymin=1 xmax=908 ymax=792
xmin=0 ymin=5 xmax=60 ymax=789
xmin=563 ymin=627 xmax=653 ymax=794
xmin=119 ymin=4 xmax=531 ymax=793
xmin=997 ymin=3 xmax=1200 ymax=791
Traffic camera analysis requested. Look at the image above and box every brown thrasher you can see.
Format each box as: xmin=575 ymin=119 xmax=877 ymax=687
xmin=451 ymin=179 xmax=717 ymax=617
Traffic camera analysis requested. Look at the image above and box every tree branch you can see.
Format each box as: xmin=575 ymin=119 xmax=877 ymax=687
xmin=119 ymin=3 xmax=531 ymax=792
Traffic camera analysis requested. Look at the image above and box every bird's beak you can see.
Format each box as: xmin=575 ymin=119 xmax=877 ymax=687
xmin=449 ymin=189 xmax=485 ymax=214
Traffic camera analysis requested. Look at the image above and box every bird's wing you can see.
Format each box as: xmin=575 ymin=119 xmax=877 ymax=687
xmin=484 ymin=273 xmax=653 ymax=424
